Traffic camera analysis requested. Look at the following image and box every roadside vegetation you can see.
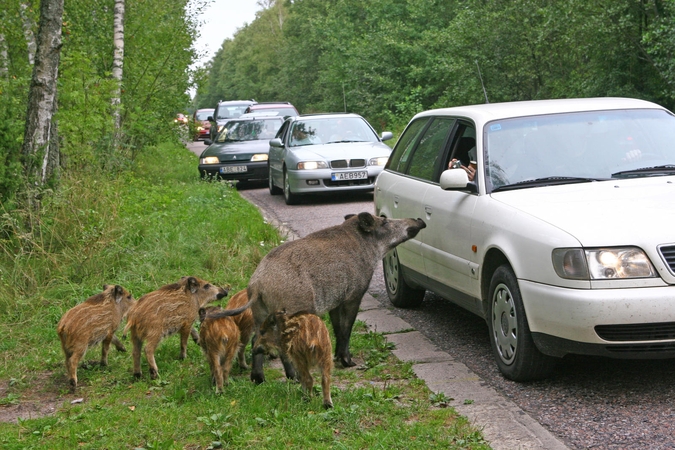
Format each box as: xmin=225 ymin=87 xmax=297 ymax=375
xmin=0 ymin=142 xmax=490 ymax=449
xmin=198 ymin=0 xmax=675 ymax=132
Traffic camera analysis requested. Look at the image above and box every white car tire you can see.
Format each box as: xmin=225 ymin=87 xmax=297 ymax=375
xmin=383 ymin=248 xmax=426 ymax=308
xmin=488 ymin=265 xmax=558 ymax=381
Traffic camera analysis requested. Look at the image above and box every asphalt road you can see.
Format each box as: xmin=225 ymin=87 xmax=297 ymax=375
xmin=186 ymin=140 xmax=675 ymax=450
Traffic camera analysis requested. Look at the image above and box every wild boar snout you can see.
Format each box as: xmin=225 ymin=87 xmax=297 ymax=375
xmin=406 ymin=218 xmax=426 ymax=237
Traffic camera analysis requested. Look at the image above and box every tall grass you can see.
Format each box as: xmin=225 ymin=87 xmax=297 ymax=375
xmin=0 ymin=142 xmax=490 ymax=449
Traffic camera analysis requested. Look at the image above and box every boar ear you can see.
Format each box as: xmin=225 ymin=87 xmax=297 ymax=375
xmin=103 ymin=284 xmax=110 ymax=291
xmin=357 ymin=212 xmax=376 ymax=233
xmin=198 ymin=307 xmax=207 ymax=322
xmin=114 ymin=285 xmax=125 ymax=303
xmin=186 ymin=276 xmax=199 ymax=293
xmin=344 ymin=214 xmax=355 ymax=221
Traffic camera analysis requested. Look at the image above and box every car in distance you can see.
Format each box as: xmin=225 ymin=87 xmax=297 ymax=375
xmin=198 ymin=115 xmax=284 ymax=184
xmin=192 ymin=108 xmax=214 ymax=140
xmin=174 ymin=113 xmax=188 ymax=125
xmin=268 ymin=113 xmax=394 ymax=205
xmin=374 ymin=97 xmax=675 ymax=382
xmin=245 ymin=102 xmax=299 ymax=118
xmin=208 ymin=99 xmax=257 ymax=141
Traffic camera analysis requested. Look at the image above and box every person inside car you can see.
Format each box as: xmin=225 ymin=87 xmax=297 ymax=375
xmin=449 ymin=145 xmax=477 ymax=181
xmin=291 ymin=126 xmax=321 ymax=146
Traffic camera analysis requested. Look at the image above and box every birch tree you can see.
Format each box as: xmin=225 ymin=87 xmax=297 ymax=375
xmin=21 ymin=0 xmax=64 ymax=191
xmin=112 ymin=0 xmax=124 ymax=134
xmin=20 ymin=2 xmax=37 ymax=65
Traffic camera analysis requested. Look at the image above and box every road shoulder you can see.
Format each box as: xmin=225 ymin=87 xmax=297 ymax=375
xmin=358 ymin=293 xmax=570 ymax=450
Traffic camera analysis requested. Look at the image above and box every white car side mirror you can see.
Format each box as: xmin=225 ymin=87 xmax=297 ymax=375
xmin=439 ymin=168 xmax=474 ymax=191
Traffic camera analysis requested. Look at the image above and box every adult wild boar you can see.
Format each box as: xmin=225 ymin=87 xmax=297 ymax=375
xmin=212 ymin=212 xmax=426 ymax=384
xmin=124 ymin=276 xmax=229 ymax=380
xmin=57 ymin=284 xmax=135 ymax=390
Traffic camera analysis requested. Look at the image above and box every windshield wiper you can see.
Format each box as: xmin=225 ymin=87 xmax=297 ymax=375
xmin=611 ymin=165 xmax=675 ymax=178
xmin=492 ymin=176 xmax=608 ymax=192
xmin=326 ymin=140 xmax=364 ymax=144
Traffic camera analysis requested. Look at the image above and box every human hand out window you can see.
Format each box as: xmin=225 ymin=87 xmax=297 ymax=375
xmin=448 ymin=158 xmax=477 ymax=181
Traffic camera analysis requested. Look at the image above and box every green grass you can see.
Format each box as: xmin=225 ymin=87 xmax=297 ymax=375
xmin=0 ymin=142 xmax=490 ymax=449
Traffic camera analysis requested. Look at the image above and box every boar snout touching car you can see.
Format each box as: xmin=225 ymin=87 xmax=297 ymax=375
xmin=210 ymin=212 xmax=426 ymax=385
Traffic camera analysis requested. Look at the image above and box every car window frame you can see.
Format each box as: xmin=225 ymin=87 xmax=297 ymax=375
xmin=385 ymin=117 xmax=432 ymax=174
xmin=405 ymin=117 xmax=456 ymax=182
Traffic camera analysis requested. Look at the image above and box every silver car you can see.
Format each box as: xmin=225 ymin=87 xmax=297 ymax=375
xmin=375 ymin=97 xmax=675 ymax=381
xmin=268 ymin=113 xmax=393 ymax=204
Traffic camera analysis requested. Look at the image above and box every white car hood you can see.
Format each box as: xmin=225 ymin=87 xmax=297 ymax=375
xmin=492 ymin=177 xmax=675 ymax=245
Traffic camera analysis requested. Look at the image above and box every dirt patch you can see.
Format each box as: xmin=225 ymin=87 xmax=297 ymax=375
xmin=0 ymin=372 xmax=66 ymax=424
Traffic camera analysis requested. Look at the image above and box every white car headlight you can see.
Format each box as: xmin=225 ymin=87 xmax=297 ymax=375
xmin=297 ymin=161 xmax=328 ymax=170
xmin=251 ymin=154 xmax=268 ymax=162
xmin=369 ymin=156 xmax=389 ymax=166
xmin=201 ymin=156 xmax=220 ymax=164
xmin=552 ymin=247 xmax=656 ymax=280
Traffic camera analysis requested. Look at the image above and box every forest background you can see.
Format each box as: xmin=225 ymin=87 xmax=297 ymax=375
xmin=3 ymin=0 xmax=675 ymax=206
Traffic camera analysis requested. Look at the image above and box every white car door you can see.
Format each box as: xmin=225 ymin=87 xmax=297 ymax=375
xmin=420 ymin=184 xmax=480 ymax=298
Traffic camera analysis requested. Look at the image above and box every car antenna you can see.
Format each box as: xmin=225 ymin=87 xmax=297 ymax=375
xmin=475 ymin=60 xmax=489 ymax=104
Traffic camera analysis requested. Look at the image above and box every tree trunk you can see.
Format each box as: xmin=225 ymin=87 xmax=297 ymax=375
xmin=112 ymin=0 xmax=125 ymax=135
xmin=0 ymin=33 xmax=8 ymax=78
xmin=21 ymin=0 xmax=63 ymax=191
xmin=20 ymin=3 xmax=37 ymax=65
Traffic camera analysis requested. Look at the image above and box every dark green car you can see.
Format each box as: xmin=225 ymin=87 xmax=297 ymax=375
xmin=198 ymin=116 xmax=284 ymax=183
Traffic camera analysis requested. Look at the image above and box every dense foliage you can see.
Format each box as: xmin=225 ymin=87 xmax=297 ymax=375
xmin=0 ymin=0 xmax=201 ymax=204
xmin=196 ymin=0 xmax=675 ymax=132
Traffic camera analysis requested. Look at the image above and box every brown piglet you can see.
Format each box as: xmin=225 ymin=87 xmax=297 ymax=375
xmin=224 ymin=289 xmax=254 ymax=369
xmin=123 ymin=276 xmax=228 ymax=380
xmin=198 ymin=306 xmax=241 ymax=393
xmin=57 ymin=284 xmax=135 ymax=391
xmin=254 ymin=310 xmax=334 ymax=409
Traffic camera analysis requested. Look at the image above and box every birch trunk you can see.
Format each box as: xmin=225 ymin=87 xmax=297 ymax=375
xmin=20 ymin=3 xmax=37 ymax=65
xmin=21 ymin=0 xmax=63 ymax=190
xmin=0 ymin=33 xmax=8 ymax=77
xmin=112 ymin=0 xmax=125 ymax=133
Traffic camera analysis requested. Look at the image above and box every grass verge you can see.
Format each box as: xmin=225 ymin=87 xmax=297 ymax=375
xmin=0 ymin=141 xmax=490 ymax=449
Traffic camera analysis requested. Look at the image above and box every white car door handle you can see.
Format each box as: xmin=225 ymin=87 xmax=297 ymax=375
xmin=425 ymin=206 xmax=433 ymax=215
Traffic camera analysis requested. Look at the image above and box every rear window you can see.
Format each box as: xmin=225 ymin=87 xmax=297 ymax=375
xmin=216 ymin=105 xmax=250 ymax=120
xmin=216 ymin=119 xmax=283 ymax=142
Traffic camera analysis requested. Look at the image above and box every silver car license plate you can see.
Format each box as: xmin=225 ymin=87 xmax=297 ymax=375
xmin=331 ymin=171 xmax=367 ymax=181
xmin=220 ymin=165 xmax=247 ymax=174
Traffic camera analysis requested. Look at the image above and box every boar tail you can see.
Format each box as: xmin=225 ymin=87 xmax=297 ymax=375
xmin=122 ymin=319 xmax=133 ymax=339
xmin=209 ymin=298 xmax=254 ymax=319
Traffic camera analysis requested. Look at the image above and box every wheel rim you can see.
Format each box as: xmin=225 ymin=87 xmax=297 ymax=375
xmin=384 ymin=249 xmax=399 ymax=295
xmin=491 ymin=282 xmax=517 ymax=365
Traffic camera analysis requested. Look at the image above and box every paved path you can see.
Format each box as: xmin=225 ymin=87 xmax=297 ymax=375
xmin=357 ymin=294 xmax=570 ymax=450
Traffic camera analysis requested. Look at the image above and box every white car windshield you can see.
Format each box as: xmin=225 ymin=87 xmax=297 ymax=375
xmin=290 ymin=117 xmax=379 ymax=147
xmin=485 ymin=109 xmax=675 ymax=190
xmin=216 ymin=119 xmax=281 ymax=143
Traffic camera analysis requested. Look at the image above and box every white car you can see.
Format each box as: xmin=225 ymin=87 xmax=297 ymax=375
xmin=374 ymin=97 xmax=675 ymax=381
xmin=268 ymin=113 xmax=393 ymax=205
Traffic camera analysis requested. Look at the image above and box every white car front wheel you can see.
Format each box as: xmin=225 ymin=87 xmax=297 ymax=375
xmin=488 ymin=265 xmax=558 ymax=381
